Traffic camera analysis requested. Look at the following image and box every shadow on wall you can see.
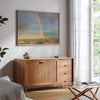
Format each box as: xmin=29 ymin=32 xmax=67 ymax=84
xmin=0 ymin=61 xmax=14 ymax=81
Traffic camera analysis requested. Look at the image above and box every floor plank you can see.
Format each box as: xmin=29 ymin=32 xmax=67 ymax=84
xmin=25 ymin=88 xmax=74 ymax=100
xmin=25 ymin=88 xmax=100 ymax=100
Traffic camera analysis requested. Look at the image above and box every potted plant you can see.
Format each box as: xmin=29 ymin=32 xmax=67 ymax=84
xmin=0 ymin=15 xmax=9 ymax=62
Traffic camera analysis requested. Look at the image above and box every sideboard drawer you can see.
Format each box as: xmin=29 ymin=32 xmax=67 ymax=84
xmin=57 ymin=58 xmax=73 ymax=85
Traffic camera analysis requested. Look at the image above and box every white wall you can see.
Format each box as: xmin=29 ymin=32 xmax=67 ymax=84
xmin=0 ymin=0 xmax=67 ymax=80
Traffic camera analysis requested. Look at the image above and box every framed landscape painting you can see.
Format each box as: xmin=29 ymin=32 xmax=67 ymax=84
xmin=16 ymin=10 xmax=60 ymax=45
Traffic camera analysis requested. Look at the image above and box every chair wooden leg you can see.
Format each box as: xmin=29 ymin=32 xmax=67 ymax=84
xmin=68 ymin=88 xmax=80 ymax=100
xmin=88 ymin=88 xmax=99 ymax=100
xmin=73 ymin=88 xmax=93 ymax=100
xmin=68 ymin=87 xmax=99 ymax=100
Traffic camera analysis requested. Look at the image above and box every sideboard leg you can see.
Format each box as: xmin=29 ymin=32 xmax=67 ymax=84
xmin=25 ymin=87 xmax=27 ymax=92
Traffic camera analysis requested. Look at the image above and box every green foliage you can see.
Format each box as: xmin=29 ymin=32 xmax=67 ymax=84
xmin=94 ymin=43 xmax=100 ymax=56
xmin=93 ymin=1 xmax=100 ymax=76
xmin=0 ymin=47 xmax=8 ymax=62
xmin=93 ymin=0 xmax=100 ymax=5
xmin=0 ymin=15 xmax=8 ymax=26
xmin=0 ymin=15 xmax=9 ymax=62
xmin=94 ymin=8 xmax=100 ymax=13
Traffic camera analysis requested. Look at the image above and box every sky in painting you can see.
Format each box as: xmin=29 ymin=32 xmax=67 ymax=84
xmin=18 ymin=11 xmax=59 ymax=39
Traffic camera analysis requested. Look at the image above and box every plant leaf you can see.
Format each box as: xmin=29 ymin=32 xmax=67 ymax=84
xmin=2 ymin=18 xmax=8 ymax=21
xmin=0 ymin=51 xmax=6 ymax=57
xmin=0 ymin=16 xmax=2 ymax=19
xmin=0 ymin=47 xmax=2 ymax=51
xmin=0 ymin=20 xmax=4 ymax=24
xmin=3 ymin=48 xmax=9 ymax=50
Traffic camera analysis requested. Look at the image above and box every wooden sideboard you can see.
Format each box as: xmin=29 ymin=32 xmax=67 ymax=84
xmin=14 ymin=57 xmax=74 ymax=91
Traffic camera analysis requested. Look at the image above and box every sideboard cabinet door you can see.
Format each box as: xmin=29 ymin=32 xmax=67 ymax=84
xmin=26 ymin=59 xmax=57 ymax=87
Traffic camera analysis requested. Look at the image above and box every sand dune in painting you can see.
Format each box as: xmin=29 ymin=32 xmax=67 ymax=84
xmin=18 ymin=37 xmax=59 ymax=45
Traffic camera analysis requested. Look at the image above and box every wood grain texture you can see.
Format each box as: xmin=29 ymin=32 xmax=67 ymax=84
xmin=14 ymin=57 xmax=73 ymax=90
xmin=25 ymin=88 xmax=100 ymax=100
xmin=57 ymin=58 xmax=73 ymax=85
xmin=25 ymin=89 xmax=74 ymax=100
xmin=14 ymin=60 xmax=25 ymax=86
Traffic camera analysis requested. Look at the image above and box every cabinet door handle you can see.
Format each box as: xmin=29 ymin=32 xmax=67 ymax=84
xmin=64 ymin=65 xmax=67 ymax=67
xmin=64 ymin=81 xmax=66 ymax=83
xmin=64 ymin=72 xmax=67 ymax=75
xmin=39 ymin=61 xmax=44 ymax=64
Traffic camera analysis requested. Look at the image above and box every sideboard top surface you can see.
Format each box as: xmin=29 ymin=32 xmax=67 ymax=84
xmin=14 ymin=57 xmax=73 ymax=61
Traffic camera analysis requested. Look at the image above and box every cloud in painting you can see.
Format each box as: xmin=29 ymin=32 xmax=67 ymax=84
xmin=18 ymin=11 xmax=59 ymax=39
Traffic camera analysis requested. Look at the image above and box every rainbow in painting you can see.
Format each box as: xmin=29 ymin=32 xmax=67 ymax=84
xmin=16 ymin=10 xmax=60 ymax=45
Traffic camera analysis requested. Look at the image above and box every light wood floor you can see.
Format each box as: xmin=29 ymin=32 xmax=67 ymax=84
xmin=25 ymin=88 xmax=100 ymax=100
xmin=25 ymin=88 xmax=74 ymax=100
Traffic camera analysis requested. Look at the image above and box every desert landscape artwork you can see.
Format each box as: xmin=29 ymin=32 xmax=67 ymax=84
xmin=16 ymin=10 xmax=59 ymax=45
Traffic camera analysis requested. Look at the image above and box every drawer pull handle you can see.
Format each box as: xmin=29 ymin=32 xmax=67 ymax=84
xmin=64 ymin=72 xmax=67 ymax=75
xmin=39 ymin=62 xmax=44 ymax=64
xmin=64 ymin=65 xmax=67 ymax=67
xmin=64 ymin=81 xmax=66 ymax=83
